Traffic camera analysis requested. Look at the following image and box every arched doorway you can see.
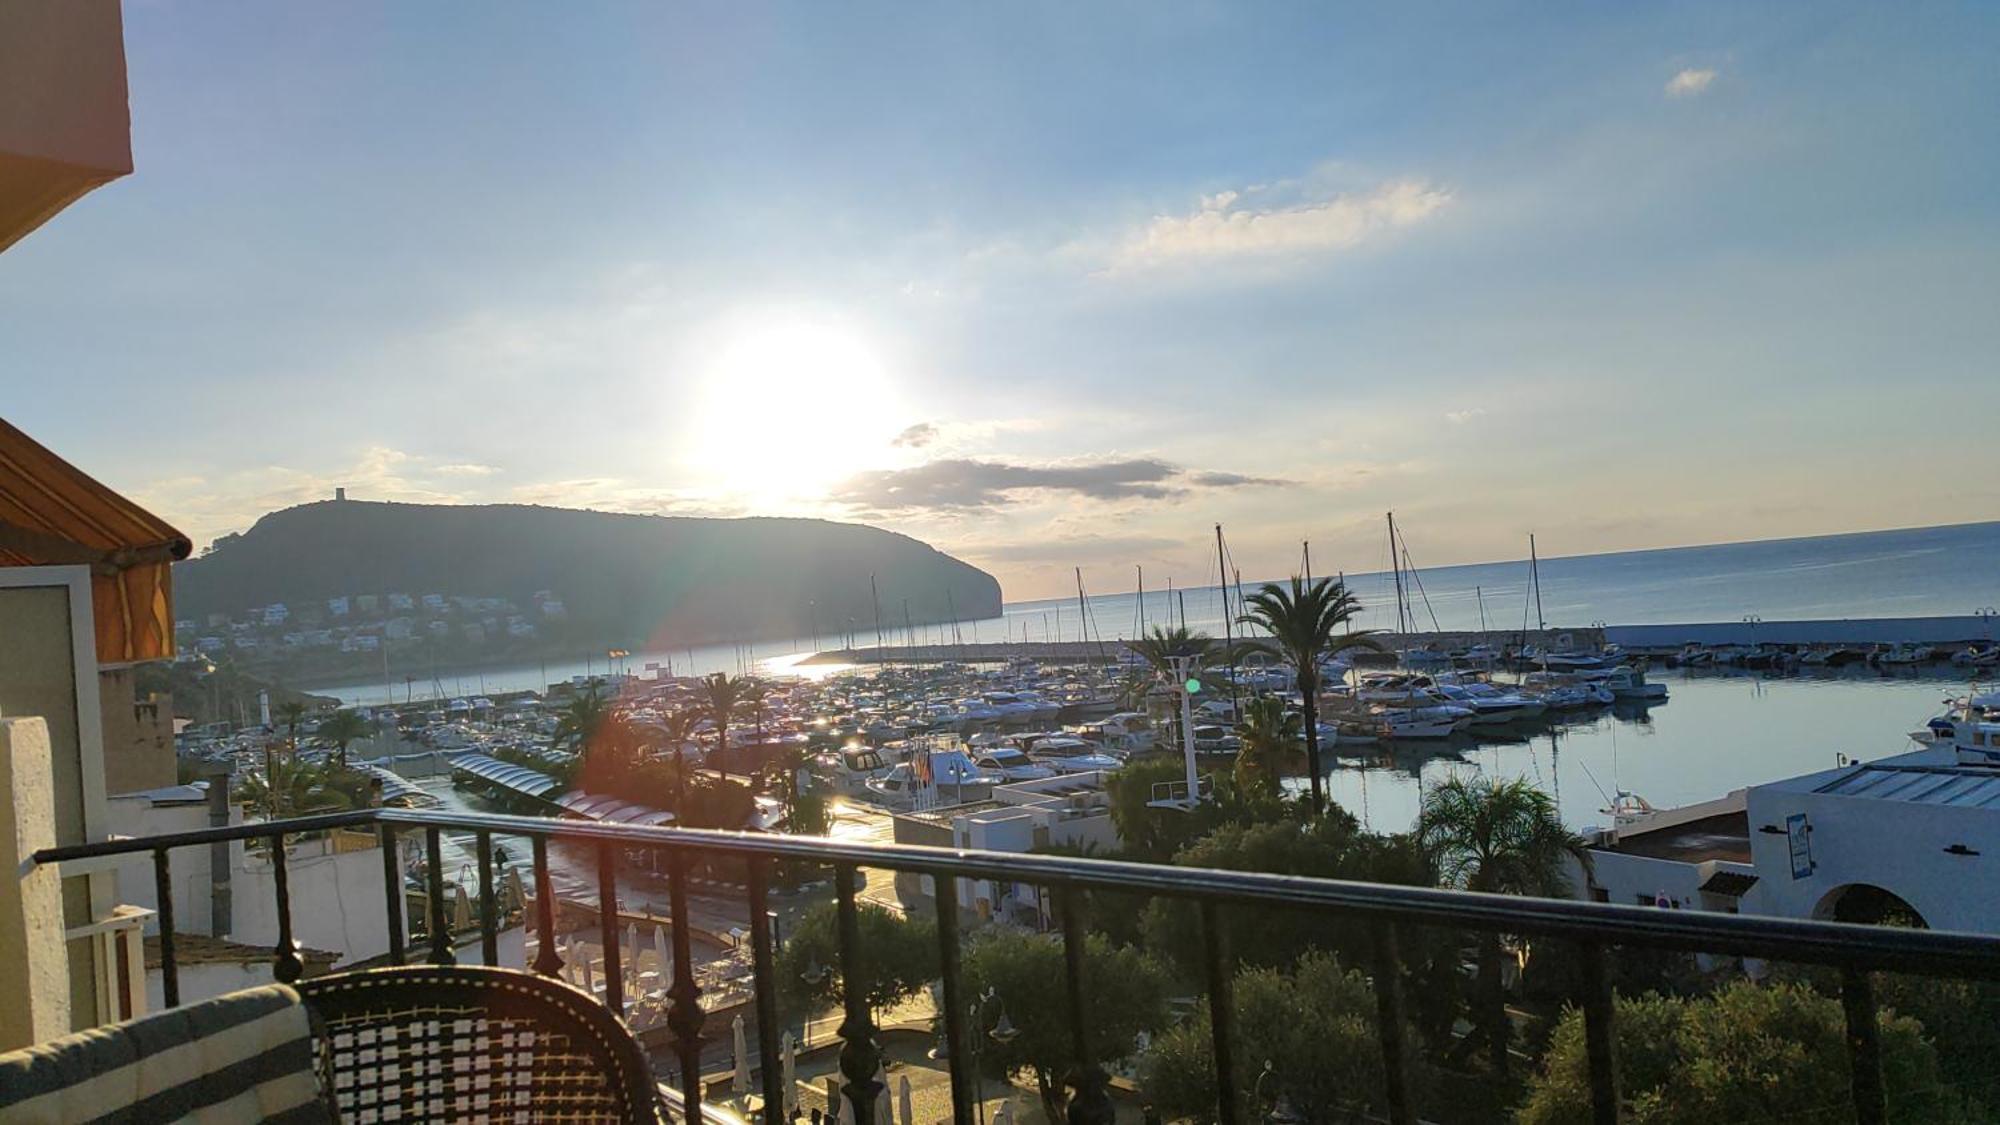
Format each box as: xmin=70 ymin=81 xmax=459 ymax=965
xmin=1813 ymin=883 xmax=1929 ymax=928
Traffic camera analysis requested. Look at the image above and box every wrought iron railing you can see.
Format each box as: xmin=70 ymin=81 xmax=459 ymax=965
xmin=36 ymin=807 xmax=2000 ymax=1125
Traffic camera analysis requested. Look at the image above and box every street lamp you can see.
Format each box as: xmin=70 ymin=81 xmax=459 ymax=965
xmin=799 ymin=961 xmax=829 ymax=1048
xmin=1252 ymin=1060 xmax=1276 ymax=1121
xmin=968 ymin=987 xmax=1011 ymax=1125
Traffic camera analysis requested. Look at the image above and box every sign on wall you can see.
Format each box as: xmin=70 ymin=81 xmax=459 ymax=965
xmin=1786 ymin=812 xmax=1814 ymax=880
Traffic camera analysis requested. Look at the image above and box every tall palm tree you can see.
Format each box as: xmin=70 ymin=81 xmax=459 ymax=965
xmin=1235 ymin=577 xmax=1382 ymax=816
xmin=653 ymin=708 xmax=704 ymax=808
xmin=315 ymin=709 xmax=373 ymax=771
xmin=1416 ymin=774 xmax=1591 ymax=1078
xmin=275 ymin=699 xmax=307 ymax=741
xmin=1232 ymin=695 xmax=1304 ymax=798
xmin=699 ymin=672 xmax=748 ymax=774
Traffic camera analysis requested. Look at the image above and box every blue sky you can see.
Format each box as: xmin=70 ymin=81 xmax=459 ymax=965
xmin=5 ymin=2 xmax=1997 ymax=598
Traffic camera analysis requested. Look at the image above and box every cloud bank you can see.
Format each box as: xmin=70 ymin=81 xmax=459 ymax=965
xmin=1106 ymin=178 xmax=1450 ymax=273
xmin=831 ymin=457 xmax=1284 ymax=512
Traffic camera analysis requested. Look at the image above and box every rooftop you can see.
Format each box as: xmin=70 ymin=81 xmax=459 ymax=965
xmin=1598 ymin=809 xmax=1753 ymax=864
xmin=1813 ymin=763 xmax=2000 ymax=809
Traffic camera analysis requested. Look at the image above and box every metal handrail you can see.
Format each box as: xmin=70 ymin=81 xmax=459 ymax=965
xmin=39 ymin=805 xmax=2000 ymax=976
xmin=36 ymin=805 xmax=2000 ymax=1125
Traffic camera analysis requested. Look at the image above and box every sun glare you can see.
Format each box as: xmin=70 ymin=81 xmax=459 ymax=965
xmin=687 ymin=314 xmax=903 ymax=505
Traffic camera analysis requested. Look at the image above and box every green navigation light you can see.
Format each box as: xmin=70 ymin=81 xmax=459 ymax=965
xmin=1185 ymin=678 xmax=1203 ymax=694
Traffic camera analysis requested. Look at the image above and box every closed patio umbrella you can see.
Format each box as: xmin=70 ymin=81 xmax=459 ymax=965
xmin=654 ymin=925 xmax=672 ymax=979
xmin=896 ymin=1075 xmax=913 ymax=1125
xmin=731 ymin=1014 xmax=750 ymax=1095
xmin=781 ymin=1032 xmax=798 ymax=1115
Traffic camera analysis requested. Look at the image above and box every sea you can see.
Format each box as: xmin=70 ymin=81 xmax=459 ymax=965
xmin=309 ymin=520 xmax=1999 ymax=831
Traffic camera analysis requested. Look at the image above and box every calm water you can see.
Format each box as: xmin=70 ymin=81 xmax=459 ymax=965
xmin=310 ymin=521 xmax=1998 ymax=706
xmin=1304 ymin=668 xmax=1975 ymax=832
xmin=997 ymin=519 xmax=2000 ymax=643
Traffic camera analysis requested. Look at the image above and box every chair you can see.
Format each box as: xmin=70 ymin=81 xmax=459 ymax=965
xmin=0 ymin=984 xmax=331 ymax=1124
xmin=298 ymin=964 xmax=666 ymax=1123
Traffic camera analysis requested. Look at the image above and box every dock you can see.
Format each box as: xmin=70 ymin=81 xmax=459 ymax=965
xmin=797 ymin=628 xmax=1604 ymax=667
xmin=797 ymin=614 xmax=1999 ymax=668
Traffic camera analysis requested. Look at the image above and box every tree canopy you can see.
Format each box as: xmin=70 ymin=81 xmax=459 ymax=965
xmin=1142 ymin=952 xmax=1411 ymax=1124
xmin=774 ymin=901 xmax=937 ymax=1019
xmin=1520 ymin=980 xmax=1962 ymax=1124
xmin=958 ymin=928 xmax=1170 ymax=1122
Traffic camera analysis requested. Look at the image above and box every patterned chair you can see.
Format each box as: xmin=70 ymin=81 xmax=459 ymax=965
xmin=297 ymin=964 xmax=665 ymax=1123
xmin=0 ymin=984 xmax=332 ymax=1123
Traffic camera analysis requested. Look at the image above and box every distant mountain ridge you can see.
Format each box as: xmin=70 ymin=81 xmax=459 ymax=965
xmin=175 ymin=500 xmax=1002 ymax=649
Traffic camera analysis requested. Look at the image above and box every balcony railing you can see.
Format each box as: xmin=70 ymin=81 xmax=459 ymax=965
xmin=36 ymin=807 xmax=2000 ymax=1125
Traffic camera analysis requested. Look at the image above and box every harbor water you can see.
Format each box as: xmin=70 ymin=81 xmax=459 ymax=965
xmin=308 ymin=520 xmax=2000 ymax=707
xmin=1304 ymin=667 xmax=1979 ymax=832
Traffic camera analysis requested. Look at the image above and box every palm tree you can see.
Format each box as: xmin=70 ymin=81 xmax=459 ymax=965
xmin=1235 ymin=577 xmax=1382 ymax=816
xmin=652 ymin=708 xmax=704 ymax=808
xmin=1416 ymin=774 xmax=1591 ymax=1078
xmin=315 ymin=709 xmax=373 ymax=771
xmin=1232 ymin=695 xmax=1304 ymax=797
xmin=699 ymin=672 xmax=748 ymax=774
xmin=1120 ymin=624 xmax=1218 ymax=709
xmin=275 ymin=699 xmax=307 ymax=741
xmin=552 ymin=680 xmax=611 ymax=751
xmin=241 ymin=753 xmax=354 ymax=822
xmin=1124 ymin=624 xmax=1215 ymax=677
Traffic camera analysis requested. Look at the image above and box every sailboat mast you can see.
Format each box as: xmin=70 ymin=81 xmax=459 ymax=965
xmin=1135 ymin=565 xmax=1145 ymax=639
xmin=1217 ymin=524 xmax=1238 ymax=713
xmin=1387 ymin=512 xmax=1409 ymax=636
xmin=869 ymin=573 xmax=886 ymax=667
xmin=1530 ymin=534 xmax=1546 ymax=633
xmin=1303 ymin=540 xmax=1312 ymax=582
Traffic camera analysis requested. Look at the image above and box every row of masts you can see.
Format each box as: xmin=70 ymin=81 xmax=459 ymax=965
xmin=825 ymin=514 xmax=1561 ymax=671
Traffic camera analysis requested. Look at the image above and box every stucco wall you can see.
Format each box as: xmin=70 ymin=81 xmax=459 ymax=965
xmin=1745 ymin=785 xmax=2000 ymax=932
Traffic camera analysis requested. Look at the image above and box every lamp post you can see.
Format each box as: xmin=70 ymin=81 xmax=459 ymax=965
xmin=966 ymin=987 xmax=1015 ymax=1125
xmin=1252 ymin=1060 xmax=1276 ymax=1121
xmin=1166 ymin=654 xmax=1202 ymax=807
xmin=800 ymin=960 xmax=828 ymax=1049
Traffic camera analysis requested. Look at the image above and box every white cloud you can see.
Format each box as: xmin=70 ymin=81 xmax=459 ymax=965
xmin=1445 ymin=408 xmax=1487 ymax=424
xmin=1665 ymin=68 xmax=1717 ymax=98
xmin=1105 ymin=178 xmax=1451 ymax=274
xmin=435 ymin=462 xmax=502 ymax=476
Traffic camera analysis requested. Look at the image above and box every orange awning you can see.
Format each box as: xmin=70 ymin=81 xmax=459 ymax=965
xmin=0 ymin=417 xmax=190 ymax=664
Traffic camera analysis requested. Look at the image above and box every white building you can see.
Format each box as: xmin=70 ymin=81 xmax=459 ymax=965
xmin=1581 ymin=742 xmax=2000 ymax=931
xmin=892 ymin=772 xmax=1119 ymax=926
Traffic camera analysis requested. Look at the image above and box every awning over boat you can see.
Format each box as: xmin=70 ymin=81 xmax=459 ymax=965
xmin=0 ymin=417 xmax=191 ymax=664
xmin=448 ymin=753 xmax=564 ymax=799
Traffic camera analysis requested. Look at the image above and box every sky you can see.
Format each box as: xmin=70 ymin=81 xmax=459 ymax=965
xmin=5 ymin=2 xmax=1998 ymax=600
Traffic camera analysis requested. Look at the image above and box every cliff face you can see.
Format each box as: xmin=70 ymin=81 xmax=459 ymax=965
xmin=175 ymin=500 xmax=1002 ymax=648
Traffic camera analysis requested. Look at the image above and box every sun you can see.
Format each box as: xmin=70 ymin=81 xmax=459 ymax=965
xmin=686 ymin=313 xmax=904 ymax=506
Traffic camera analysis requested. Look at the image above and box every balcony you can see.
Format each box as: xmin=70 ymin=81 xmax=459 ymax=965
xmin=21 ymin=805 xmax=2000 ymax=1123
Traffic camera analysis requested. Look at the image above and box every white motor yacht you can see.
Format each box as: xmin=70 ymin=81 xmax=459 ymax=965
xmin=973 ymin=747 xmax=1059 ymax=781
xmin=1027 ymin=735 xmax=1124 ymax=774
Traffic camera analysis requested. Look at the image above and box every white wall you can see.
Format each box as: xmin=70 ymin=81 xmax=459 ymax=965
xmin=1745 ymin=784 xmax=2000 ymax=932
xmin=233 ymin=844 xmax=393 ymax=968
